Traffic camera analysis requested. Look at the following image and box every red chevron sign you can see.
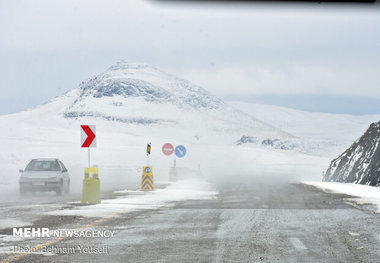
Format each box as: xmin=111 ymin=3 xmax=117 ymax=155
xmin=80 ymin=125 xmax=96 ymax=148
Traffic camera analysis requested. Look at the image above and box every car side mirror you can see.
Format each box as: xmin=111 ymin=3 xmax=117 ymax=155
xmin=19 ymin=169 xmax=23 ymax=173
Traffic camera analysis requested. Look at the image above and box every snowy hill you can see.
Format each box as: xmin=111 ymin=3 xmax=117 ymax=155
xmin=230 ymin=101 xmax=380 ymax=156
xmin=5 ymin=62 xmax=291 ymax=144
xmin=74 ymin=62 xmax=224 ymax=110
xmin=323 ymin=121 xmax=380 ymax=186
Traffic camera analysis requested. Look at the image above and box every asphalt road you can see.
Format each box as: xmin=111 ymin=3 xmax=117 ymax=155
xmin=1 ymin=176 xmax=379 ymax=263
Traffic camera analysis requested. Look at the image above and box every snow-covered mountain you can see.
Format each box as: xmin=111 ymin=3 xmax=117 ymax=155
xmin=323 ymin=121 xmax=380 ymax=186
xmin=74 ymin=62 xmax=224 ymax=110
xmin=5 ymin=62 xmax=291 ymax=143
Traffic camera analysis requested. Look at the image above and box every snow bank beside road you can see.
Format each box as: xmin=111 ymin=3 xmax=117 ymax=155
xmin=0 ymin=218 xmax=31 ymax=230
xmin=46 ymin=179 xmax=218 ymax=218
xmin=302 ymin=181 xmax=380 ymax=213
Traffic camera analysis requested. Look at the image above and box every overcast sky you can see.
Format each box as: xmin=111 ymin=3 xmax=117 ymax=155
xmin=0 ymin=0 xmax=379 ymax=115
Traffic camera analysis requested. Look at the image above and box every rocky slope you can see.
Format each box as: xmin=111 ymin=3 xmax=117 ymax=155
xmin=323 ymin=121 xmax=380 ymax=186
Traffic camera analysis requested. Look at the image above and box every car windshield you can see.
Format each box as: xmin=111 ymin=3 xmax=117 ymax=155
xmin=25 ymin=160 xmax=61 ymax=172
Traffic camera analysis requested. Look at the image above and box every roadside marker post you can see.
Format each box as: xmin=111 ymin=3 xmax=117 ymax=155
xmin=81 ymin=167 xmax=100 ymax=204
xmin=142 ymin=166 xmax=154 ymax=191
xmin=142 ymin=142 xmax=154 ymax=191
xmin=80 ymin=125 xmax=100 ymax=204
xmin=147 ymin=142 xmax=151 ymax=166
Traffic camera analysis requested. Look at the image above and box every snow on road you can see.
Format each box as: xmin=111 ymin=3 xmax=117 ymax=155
xmin=0 ymin=219 xmax=31 ymax=230
xmin=302 ymin=181 xmax=380 ymax=213
xmin=46 ymin=179 xmax=218 ymax=218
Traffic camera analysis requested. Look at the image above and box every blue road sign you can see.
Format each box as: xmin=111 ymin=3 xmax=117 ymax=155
xmin=175 ymin=145 xmax=187 ymax=158
xmin=145 ymin=167 xmax=151 ymax=174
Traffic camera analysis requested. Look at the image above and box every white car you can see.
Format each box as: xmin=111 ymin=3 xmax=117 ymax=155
xmin=19 ymin=158 xmax=70 ymax=196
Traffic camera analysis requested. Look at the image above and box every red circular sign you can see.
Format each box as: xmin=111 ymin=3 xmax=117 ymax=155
xmin=162 ymin=143 xmax=174 ymax=156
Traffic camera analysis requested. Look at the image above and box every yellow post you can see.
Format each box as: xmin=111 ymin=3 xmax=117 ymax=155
xmin=142 ymin=166 xmax=154 ymax=191
xmin=81 ymin=167 xmax=100 ymax=204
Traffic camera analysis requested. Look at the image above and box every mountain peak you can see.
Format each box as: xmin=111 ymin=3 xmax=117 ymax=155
xmin=71 ymin=62 xmax=225 ymax=111
xmin=107 ymin=61 xmax=156 ymax=72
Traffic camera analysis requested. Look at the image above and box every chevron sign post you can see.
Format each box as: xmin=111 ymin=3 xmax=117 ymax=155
xmin=80 ymin=125 xmax=96 ymax=167
xmin=80 ymin=125 xmax=100 ymax=204
xmin=81 ymin=125 xmax=96 ymax=148
xmin=142 ymin=166 xmax=154 ymax=191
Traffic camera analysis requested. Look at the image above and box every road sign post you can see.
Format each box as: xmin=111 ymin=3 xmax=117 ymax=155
xmin=147 ymin=142 xmax=151 ymax=166
xmin=81 ymin=125 xmax=96 ymax=167
xmin=166 ymin=145 xmax=187 ymax=181
xmin=80 ymin=125 xmax=99 ymax=204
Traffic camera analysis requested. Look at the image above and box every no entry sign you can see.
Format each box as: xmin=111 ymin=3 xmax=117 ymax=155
xmin=81 ymin=125 xmax=96 ymax=148
xmin=162 ymin=143 xmax=174 ymax=156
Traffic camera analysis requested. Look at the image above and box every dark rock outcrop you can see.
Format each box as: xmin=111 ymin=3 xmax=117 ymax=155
xmin=323 ymin=121 xmax=380 ymax=186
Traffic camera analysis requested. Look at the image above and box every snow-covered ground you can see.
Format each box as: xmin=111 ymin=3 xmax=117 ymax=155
xmin=302 ymin=181 xmax=380 ymax=213
xmin=0 ymin=101 xmax=375 ymax=201
xmin=46 ymin=179 xmax=217 ymax=218
xmin=230 ymin=101 xmax=380 ymax=142
xmin=230 ymin=101 xmax=380 ymax=157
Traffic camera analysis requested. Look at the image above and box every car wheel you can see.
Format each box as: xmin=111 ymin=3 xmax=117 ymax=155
xmin=64 ymin=183 xmax=70 ymax=195
xmin=56 ymin=180 xmax=63 ymax=196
